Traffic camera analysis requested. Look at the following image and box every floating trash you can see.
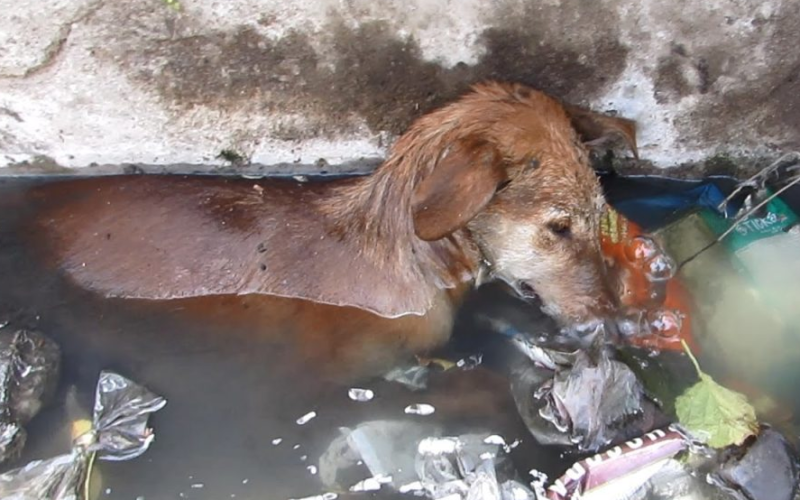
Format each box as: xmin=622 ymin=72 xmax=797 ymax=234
xmin=399 ymin=481 xmax=424 ymax=493
xmin=483 ymin=435 xmax=506 ymax=446
xmin=383 ymin=365 xmax=430 ymax=391
xmin=456 ymin=354 xmax=483 ymax=370
xmin=348 ymin=388 xmax=375 ymax=402
xmin=0 ymin=327 xmax=61 ymax=464
xmin=349 ymin=474 xmax=392 ymax=492
xmin=290 ymin=493 xmax=338 ymax=500
xmin=404 ymin=404 xmax=435 ymax=416
xmin=296 ymin=411 xmax=317 ymax=425
xmin=0 ymin=371 xmax=166 ymax=500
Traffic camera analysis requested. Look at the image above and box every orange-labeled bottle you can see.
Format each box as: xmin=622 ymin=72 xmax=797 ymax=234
xmin=600 ymin=207 xmax=696 ymax=352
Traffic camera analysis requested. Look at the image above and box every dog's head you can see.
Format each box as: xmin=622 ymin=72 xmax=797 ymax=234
xmin=408 ymin=82 xmax=637 ymax=325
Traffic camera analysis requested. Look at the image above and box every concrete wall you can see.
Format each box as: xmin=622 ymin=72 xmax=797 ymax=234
xmin=1 ymin=0 xmax=798 ymax=175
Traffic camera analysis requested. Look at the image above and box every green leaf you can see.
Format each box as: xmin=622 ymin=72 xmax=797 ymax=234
xmin=675 ymin=340 xmax=759 ymax=448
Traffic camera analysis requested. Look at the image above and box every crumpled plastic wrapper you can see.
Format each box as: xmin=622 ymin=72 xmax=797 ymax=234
xmin=0 ymin=328 xmax=61 ymax=464
xmin=537 ymin=347 xmax=644 ymax=451
xmin=383 ymin=365 xmax=430 ymax=392
xmin=507 ymin=331 xmax=670 ymax=452
xmin=318 ymin=419 xmax=535 ymax=500
xmin=0 ymin=371 xmax=166 ymax=500
xmin=604 ymin=457 xmax=733 ymax=500
xmin=542 ymin=424 xmax=799 ymax=500
xmin=319 ymin=420 xmax=443 ymax=488
xmin=415 ymin=435 xmax=530 ymax=500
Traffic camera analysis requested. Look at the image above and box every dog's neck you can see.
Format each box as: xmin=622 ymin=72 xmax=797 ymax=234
xmin=324 ymin=152 xmax=482 ymax=293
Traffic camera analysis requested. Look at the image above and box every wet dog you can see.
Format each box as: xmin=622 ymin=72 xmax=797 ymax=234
xmin=28 ymin=82 xmax=637 ymax=380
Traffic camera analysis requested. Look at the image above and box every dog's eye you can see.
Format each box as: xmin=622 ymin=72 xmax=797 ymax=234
xmin=547 ymin=218 xmax=572 ymax=236
xmin=528 ymin=158 xmax=540 ymax=170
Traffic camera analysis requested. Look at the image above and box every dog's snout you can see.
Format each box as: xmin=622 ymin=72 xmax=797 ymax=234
xmin=567 ymin=254 xmax=621 ymax=325
xmin=598 ymin=268 xmax=622 ymax=312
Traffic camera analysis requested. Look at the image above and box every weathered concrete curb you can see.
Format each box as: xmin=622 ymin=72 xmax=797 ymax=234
xmin=2 ymin=0 xmax=798 ymax=173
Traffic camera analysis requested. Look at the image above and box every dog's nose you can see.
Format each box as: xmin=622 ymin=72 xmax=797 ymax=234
xmin=588 ymin=276 xmax=621 ymax=317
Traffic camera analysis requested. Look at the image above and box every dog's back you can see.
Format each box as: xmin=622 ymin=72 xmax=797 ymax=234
xmin=24 ymin=82 xmax=639 ymax=379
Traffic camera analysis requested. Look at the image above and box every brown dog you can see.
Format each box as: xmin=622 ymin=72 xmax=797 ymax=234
xmin=27 ymin=82 xmax=636 ymax=380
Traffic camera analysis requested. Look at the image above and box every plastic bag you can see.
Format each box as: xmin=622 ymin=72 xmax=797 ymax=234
xmin=414 ymin=434 xmax=529 ymax=500
xmin=318 ymin=420 xmax=535 ymax=500
xmin=506 ymin=325 xmax=663 ymax=452
xmin=709 ymin=428 xmax=799 ymax=500
xmin=0 ymin=371 xmax=166 ymax=499
xmin=319 ymin=419 xmax=443 ymax=489
xmin=656 ymin=191 xmax=800 ymax=407
xmin=0 ymin=328 xmax=61 ymax=464
xmin=537 ymin=346 xmax=644 ymax=451
xmin=612 ymin=182 xmax=735 ymax=230
xmin=383 ymin=365 xmax=430 ymax=392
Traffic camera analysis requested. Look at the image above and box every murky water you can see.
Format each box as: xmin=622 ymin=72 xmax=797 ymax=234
xmin=0 ymin=175 xmax=797 ymax=500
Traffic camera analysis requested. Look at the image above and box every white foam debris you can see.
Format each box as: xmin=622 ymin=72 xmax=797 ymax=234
xmin=528 ymin=469 xmax=549 ymax=498
xmin=349 ymin=475 xmax=392 ymax=492
xmin=348 ymin=388 xmax=375 ymax=402
xmin=483 ymin=435 xmax=506 ymax=446
xmin=296 ymin=411 xmax=317 ymax=425
xmin=418 ymin=437 xmax=461 ymax=455
xmin=289 ymin=493 xmax=338 ymax=500
xmin=398 ymin=481 xmax=424 ymax=493
xmin=456 ymin=354 xmax=483 ymax=370
xmin=404 ymin=403 xmax=435 ymax=416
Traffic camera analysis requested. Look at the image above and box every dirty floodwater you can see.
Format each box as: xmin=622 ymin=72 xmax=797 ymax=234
xmin=0 ymin=174 xmax=798 ymax=500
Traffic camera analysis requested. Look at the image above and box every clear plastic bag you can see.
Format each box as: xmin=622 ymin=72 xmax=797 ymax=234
xmin=0 ymin=371 xmax=166 ymax=500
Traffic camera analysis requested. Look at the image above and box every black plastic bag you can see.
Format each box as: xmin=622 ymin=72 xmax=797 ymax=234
xmin=709 ymin=428 xmax=799 ymax=500
xmin=0 ymin=328 xmax=61 ymax=464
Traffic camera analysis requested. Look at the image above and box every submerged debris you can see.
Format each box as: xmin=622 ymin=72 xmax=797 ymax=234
xmin=319 ymin=420 xmax=442 ymax=489
xmin=508 ymin=333 xmax=653 ymax=452
xmin=349 ymin=474 xmax=392 ymax=492
xmin=0 ymin=371 xmax=166 ymax=500
xmin=456 ymin=354 xmax=483 ymax=371
xmin=296 ymin=411 xmax=317 ymax=425
xmin=347 ymin=388 xmax=374 ymax=402
xmin=0 ymin=328 xmax=61 ymax=464
xmin=405 ymin=404 xmax=436 ymax=416
xmin=383 ymin=365 xmax=430 ymax=391
xmin=544 ymin=426 xmax=687 ymax=500
xmin=709 ymin=428 xmax=799 ymax=500
xmin=318 ymin=420 xmax=534 ymax=500
xmin=289 ymin=493 xmax=338 ymax=500
xmin=538 ymin=346 xmax=644 ymax=451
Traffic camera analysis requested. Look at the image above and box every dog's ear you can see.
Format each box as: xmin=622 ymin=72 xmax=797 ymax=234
xmin=563 ymin=103 xmax=639 ymax=159
xmin=412 ymin=137 xmax=506 ymax=241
